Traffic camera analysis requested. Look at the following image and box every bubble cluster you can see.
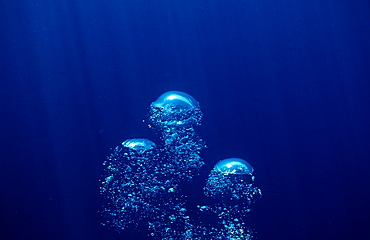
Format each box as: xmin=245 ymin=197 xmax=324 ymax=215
xmin=100 ymin=91 xmax=261 ymax=239
xmin=149 ymin=91 xmax=205 ymax=180
xmin=101 ymin=139 xmax=199 ymax=238
xmin=202 ymin=158 xmax=262 ymax=239
xmin=101 ymin=91 xmax=205 ymax=238
xmin=205 ymin=158 xmax=261 ymax=201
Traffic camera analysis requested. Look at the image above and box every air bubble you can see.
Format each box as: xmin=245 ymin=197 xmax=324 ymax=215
xmin=149 ymin=91 xmax=202 ymax=127
xmin=215 ymin=158 xmax=254 ymax=175
xmin=151 ymin=91 xmax=200 ymax=109
xmin=122 ymin=138 xmax=156 ymax=153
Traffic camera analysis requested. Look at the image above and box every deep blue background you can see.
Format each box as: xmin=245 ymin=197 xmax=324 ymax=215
xmin=1 ymin=0 xmax=370 ymax=239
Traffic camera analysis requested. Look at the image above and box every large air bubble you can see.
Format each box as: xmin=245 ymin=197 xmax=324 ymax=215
xmin=149 ymin=91 xmax=202 ymax=127
xmin=151 ymin=91 xmax=200 ymax=109
xmin=215 ymin=158 xmax=254 ymax=175
xmin=122 ymin=138 xmax=156 ymax=154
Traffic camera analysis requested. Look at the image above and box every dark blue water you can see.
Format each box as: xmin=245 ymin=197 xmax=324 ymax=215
xmin=1 ymin=0 xmax=370 ymax=239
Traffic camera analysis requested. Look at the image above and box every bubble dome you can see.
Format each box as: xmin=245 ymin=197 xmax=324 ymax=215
xmin=149 ymin=91 xmax=202 ymax=127
xmin=214 ymin=158 xmax=254 ymax=175
xmin=122 ymin=138 xmax=156 ymax=153
xmin=151 ymin=91 xmax=200 ymax=109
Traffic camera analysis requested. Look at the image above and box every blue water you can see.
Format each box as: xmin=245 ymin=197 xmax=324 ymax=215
xmin=1 ymin=0 xmax=370 ymax=239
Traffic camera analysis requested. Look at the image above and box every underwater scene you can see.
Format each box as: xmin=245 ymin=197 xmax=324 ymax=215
xmin=1 ymin=0 xmax=370 ymax=240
